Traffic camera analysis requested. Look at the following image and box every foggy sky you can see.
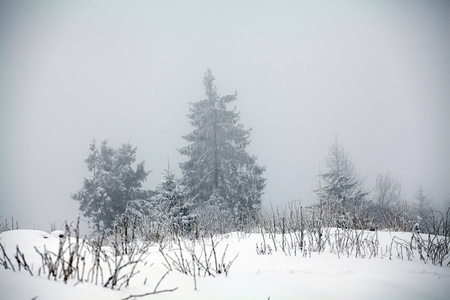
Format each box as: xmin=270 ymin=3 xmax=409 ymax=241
xmin=1 ymin=0 xmax=449 ymax=230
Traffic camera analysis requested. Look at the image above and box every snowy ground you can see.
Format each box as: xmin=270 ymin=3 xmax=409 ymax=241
xmin=1 ymin=229 xmax=449 ymax=299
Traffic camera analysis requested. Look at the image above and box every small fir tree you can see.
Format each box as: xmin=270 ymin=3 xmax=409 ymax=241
xmin=153 ymin=168 xmax=193 ymax=232
xmin=316 ymin=138 xmax=368 ymax=216
xmin=413 ymin=185 xmax=433 ymax=232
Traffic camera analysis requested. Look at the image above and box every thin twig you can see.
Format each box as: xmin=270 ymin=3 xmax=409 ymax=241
xmin=122 ymin=287 xmax=178 ymax=300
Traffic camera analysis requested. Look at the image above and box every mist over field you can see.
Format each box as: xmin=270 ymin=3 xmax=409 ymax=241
xmin=1 ymin=0 xmax=449 ymax=230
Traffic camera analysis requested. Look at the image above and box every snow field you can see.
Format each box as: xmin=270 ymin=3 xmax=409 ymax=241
xmin=0 ymin=229 xmax=449 ymax=299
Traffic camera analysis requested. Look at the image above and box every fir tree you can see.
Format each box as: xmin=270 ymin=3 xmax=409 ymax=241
xmin=72 ymin=140 xmax=149 ymax=232
xmin=413 ymin=185 xmax=433 ymax=231
xmin=179 ymin=69 xmax=265 ymax=223
xmin=316 ymin=138 xmax=368 ymax=213
xmin=153 ymin=167 xmax=193 ymax=232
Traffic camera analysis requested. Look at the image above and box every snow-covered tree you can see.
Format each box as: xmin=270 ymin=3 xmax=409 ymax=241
xmin=72 ymin=140 xmax=149 ymax=232
xmin=371 ymin=171 xmax=404 ymax=228
xmin=413 ymin=185 xmax=433 ymax=231
xmin=193 ymin=188 xmax=233 ymax=234
xmin=316 ymin=138 xmax=368 ymax=213
xmin=179 ymin=69 xmax=266 ymax=223
xmin=373 ymin=172 xmax=403 ymax=208
xmin=152 ymin=168 xmax=193 ymax=233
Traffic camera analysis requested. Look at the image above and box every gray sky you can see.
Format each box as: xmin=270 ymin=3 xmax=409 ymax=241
xmin=1 ymin=0 xmax=449 ymax=230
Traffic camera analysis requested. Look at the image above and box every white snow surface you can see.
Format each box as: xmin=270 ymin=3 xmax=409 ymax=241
xmin=0 ymin=229 xmax=449 ymax=299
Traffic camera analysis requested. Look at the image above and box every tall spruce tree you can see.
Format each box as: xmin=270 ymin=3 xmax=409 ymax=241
xmin=179 ymin=69 xmax=265 ymax=223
